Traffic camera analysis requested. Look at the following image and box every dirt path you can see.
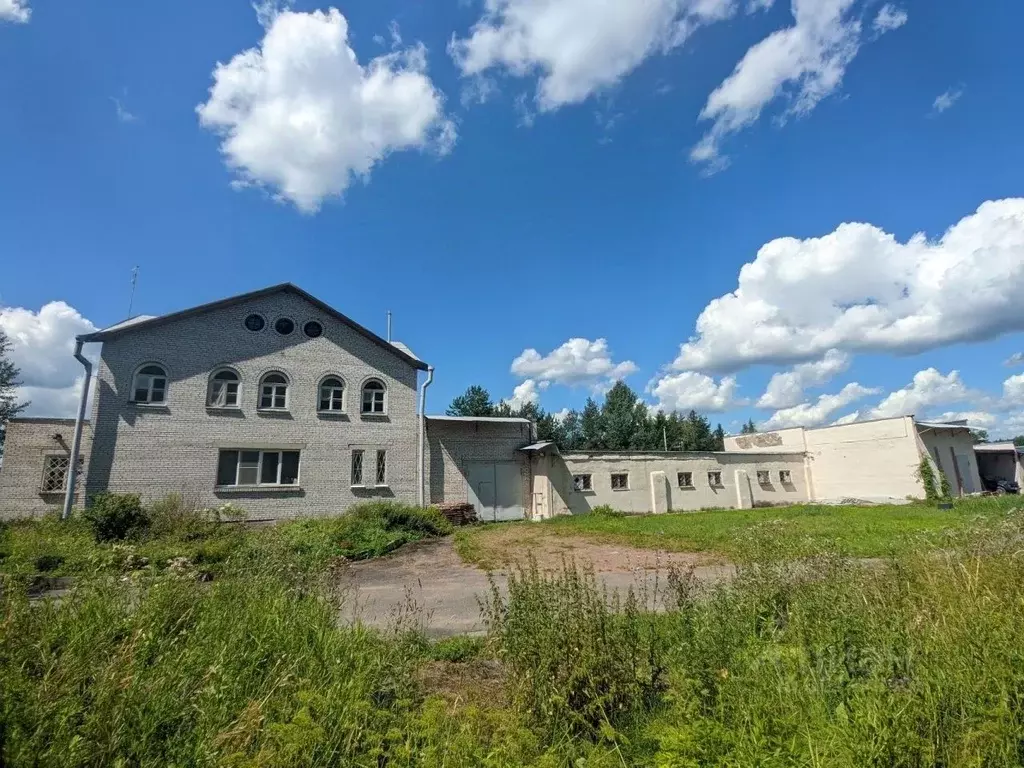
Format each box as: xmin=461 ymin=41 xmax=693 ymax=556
xmin=336 ymin=536 xmax=734 ymax=637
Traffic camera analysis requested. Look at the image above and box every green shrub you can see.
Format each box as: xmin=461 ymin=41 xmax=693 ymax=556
xmin=427 ymin=635 xmax=486 ymax=663
xmin=82 ymin=493 xmax=150 ymax=542
xmin=335 ymin=502 xmax=453 ymax=561
xmin=590 ymin=504 xmax=624 ymax=516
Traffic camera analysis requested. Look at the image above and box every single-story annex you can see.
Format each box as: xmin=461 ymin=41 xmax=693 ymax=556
xmin=0 ymin=284 xmax=988 ymax=521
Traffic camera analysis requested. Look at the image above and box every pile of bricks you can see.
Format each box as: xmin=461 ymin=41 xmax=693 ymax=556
xmin=434 ymin=502 xmax=477 ymax=526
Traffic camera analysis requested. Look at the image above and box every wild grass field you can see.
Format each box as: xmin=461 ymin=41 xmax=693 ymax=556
xmin=3 ymin=495 xmax=1024 ymax=766
xmin=455 ymin=496 xmax=1024 ymax=567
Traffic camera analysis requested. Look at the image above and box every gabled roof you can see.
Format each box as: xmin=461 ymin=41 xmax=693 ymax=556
xmin=77 ymin=283 xmax=429 ymax=371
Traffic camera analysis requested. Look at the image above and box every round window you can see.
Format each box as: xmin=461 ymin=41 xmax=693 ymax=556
xmin=303 ymin=321 xmax=323 ymax=338
xmin=274 ymin=317 xmax=295 ymax=335
xmin=244 ymin=314 xmax=266 ymax=332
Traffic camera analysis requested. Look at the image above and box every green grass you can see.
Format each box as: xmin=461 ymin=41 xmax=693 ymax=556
xmin=458 ymin=496 xmax=1024 ymax=564
xmin=5 ymin=500 xmax=1024 ymax=765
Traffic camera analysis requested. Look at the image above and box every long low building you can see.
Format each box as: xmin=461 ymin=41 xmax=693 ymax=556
xmin=0 ymin=284 xmax=986 ymax=521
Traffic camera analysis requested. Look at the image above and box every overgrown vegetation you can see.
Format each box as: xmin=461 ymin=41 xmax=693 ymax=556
xmin=5 ymin=500 xmax=1024 ymax=765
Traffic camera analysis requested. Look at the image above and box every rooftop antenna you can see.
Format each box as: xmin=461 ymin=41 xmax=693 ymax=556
xmin=127 ymin=266 xmax=139 ymax=318
xmin=387 ymin=310 xmax=392 ymax=343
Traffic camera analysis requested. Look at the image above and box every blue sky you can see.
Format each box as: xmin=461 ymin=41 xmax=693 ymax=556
xmin=1 ymin=0 xmax=1023 ymax=434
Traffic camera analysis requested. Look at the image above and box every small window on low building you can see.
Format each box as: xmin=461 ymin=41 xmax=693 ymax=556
xmin=708 ymin=471 xmax=723 ymax=487
xmin=351 ymin=449 xmax=364 ymax=486
xmin=678 ymin=472 xmax=693 ymax=488
xmin=611 ymin=473 xmax=629 ymax=491
xmin=756 ymin=470 xmax=771 ymax=485
xmin=41 ymin=454 xmax=70 ymax=493
xmin=779 ymin=470 xmax=793 ymax=484
xmin=572 ymin=474 xmax=593 ymax=492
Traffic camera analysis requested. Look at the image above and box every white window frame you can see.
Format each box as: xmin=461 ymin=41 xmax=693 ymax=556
xmin=208 ymin=368 xmax=241 ymax=409
xmin=360 ymin=378 xmax=387 ymax=415
xmin=318 ymin=375 xmax=346 ymax=413
xmin=572 ymin=474 xmax=593 ymax=492
xmin=708 ymin=471 xmax=723 ymax=487
xmin=258 ymin=372 xmax=289 ymax=411
xmin=610 ymin=473 xmax=629 ymax=491
xmin=131 ymin=363 xmax=168 ymax=404
xmin=677 ymin=471 xmax=693 ymax=489
xmin=216 ymin=449 xmax=300 ymax=488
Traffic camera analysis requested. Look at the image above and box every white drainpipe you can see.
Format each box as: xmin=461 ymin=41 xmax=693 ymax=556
xmin=417 ymin=366 xmax=434 ymax=507
xmin=62 ymin=340 xmax=92 ymax=520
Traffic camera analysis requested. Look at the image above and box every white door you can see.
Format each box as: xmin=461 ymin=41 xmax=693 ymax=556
xmin=467 ymin=461 xmax=524 ymax=522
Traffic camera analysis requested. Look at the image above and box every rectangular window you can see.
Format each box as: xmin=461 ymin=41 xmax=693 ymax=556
xmin=351 ymin=449 xmax=364 ymax=486
xmin=611 ymin=473 xmax=629 ymax=491
xmin=779 ymin=470 xmax=792 ymax=484
xmin=216 ymin=449 xmax=300 ymax=487
xmin=677 ymin=472 xmax=693 ymax=489
xmin=572 ymin=474 xmax=593 ymax=492
xmin=375 ymin=450 xmax=387 ymax=486
xmin=756 ymin=470 xmax=771 ymax=485
xmin=41 ymin=454 xmax=70 ymax=492
xmin=708 ymin=471 xmax=722 ymax=487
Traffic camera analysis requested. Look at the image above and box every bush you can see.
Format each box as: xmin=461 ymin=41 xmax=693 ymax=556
xmin=82 ymin=493 xmax=150 ymax=542
xmin=590 ymin=504 xmax=624 ymax=517
xmin=335 ymin=502 xmax=453 ymax=561
xmin=32 ymin=554 xmax=64 ymax=573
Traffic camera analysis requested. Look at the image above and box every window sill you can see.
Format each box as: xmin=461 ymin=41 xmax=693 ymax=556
xmin=317 ymin=410 xmax=348 ymax=417
xmin=128 ymin=401 xmax=168 ymax=409
xmin=611 ymin=488 xmax=630 ymax=492
xmin=207 ymin=406 xmax=242 ymax=413
xmin=360 ymin=412 xmax=389 ymax=419
xmin=678 ymin=486 xmax=695 ymax=491
xmin=215 ymin=485 xmax=302 ymax=494
xmin=351 ymin=484 xmax=389 ymax=490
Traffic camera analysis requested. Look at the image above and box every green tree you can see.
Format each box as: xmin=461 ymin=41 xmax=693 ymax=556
xmin=446 ymin=385 xmax=495 ymax=417
xmin=1015 ymin=435 xmax=1024 ymax=447
xmin=580 ymin=398 xmax=604 ymax=450
xmin=600 ymin=382 xmax=650 ymax=451
xmin=970 ymin=429 xmax=990 ymax=445
xmin=554 ymin=410 xmax=584 ymax=451
xmin=0 ymin=329 xmax=28 ymax=455
xmin=677 ymin=410 xmax=717 ymax=452
xmin=713 ymin=424 xmax=726 ymax=452
xmin=740 ymin=418 xmax=758 ymax=434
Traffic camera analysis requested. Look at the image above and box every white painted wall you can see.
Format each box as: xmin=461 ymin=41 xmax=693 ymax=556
xmin=802 ymin=416 xmax=924 ymax=502
xmin=724 ymin=427 xmax=806 ymax=453
xmin=542 ymin=452 xmax=809 ymax=516
xmin=917 ymin=427 xmax=983 ymax=495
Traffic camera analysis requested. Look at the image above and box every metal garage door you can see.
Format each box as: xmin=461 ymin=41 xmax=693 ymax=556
xmin=467 ymin=461 xmax=524 ymax=522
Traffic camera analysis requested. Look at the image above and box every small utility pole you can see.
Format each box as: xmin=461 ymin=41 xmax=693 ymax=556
xmin=127 ymin=266 xmax=139 ymax=318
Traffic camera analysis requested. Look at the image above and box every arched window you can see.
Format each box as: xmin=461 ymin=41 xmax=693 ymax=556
xmin=361 ymin=379 xmax=386 ymax=415
xmin=319 ymin=376 xmax=345 ymax=412
xmin=132 ymin=364 xmax=167 ymax=404
xmin=258 ymin=372 xmax=289 ymax=410
xmin=208 ymin=369 xmax=241 ymax=408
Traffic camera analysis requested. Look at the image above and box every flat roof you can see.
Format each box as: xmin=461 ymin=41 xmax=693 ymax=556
xmin=426 ymin=415 xmax=533 ymax=424
xmin=975 ymin=441 xmax=1023 ymax=454
xmin=563 ymin=449 xmax=806 ymax=458
xmin=916 ymin=421 xmax=973 ymax=432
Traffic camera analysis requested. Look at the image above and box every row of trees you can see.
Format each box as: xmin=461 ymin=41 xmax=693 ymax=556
xmin=447 ymin=381 xmax=728 ymax=452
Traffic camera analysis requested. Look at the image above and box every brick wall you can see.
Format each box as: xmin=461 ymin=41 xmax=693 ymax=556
xmin=425 ymin=419 xmax=532 ymax=506
xmin=0 ymin=419 xmax=93 ymax=519
xmin=84 ymin=291 xmax=422 ymax=520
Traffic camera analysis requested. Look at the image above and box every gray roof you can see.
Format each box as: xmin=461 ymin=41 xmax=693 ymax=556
xmin=77 ymin=283 xmax=429 ymax=371
xmin=975 ymin=441 xmax=1024 ymax=454
xmin=916 ymin=421 xmax=973 ymax=432
xmin=518 ymin=440 xmax=560 ymax=454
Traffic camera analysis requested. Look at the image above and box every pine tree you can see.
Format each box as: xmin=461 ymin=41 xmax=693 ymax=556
xmin=601 ymin=382 xmax=646 ymax=451
xmin=740 ymin=418 xmax=758 ymax=434
xmin=580 ymin=398 xmax=604 ymax=450
xmin=0 ymin=329 xmax=27 ymax=456
xmin=446 ymin=385 xmax=495 ymax=417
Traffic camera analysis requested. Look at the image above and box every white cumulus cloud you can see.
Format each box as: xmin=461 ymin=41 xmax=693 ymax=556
xmin=762 ymin=381 xmax=879 ymax=429
xmin=1003 ymin=373 xmax=1024 ymax=407
xmin=0 ymin=0 xmax=30 ymax=23
xmin=650 ymin=372 xmax=740 ymax=413
xmin=511 ymin=338 xmax=637 ymax=387
xmin=692 ymin=0 xmax=904 ymax=171
xmin=867 ymin=368 xmax=971 ymax=419
xmin=757 ymin=349 xmax=849 ymax=409
xmin=672 ymin=199 xmax=1024 ymax=373
xmin=197 ymin=7 xmax=455 ymax=213
xmin=449 ymin=0 xmax=738 ymax=112
xmin=504 ymin=379 xmax=542 ymax=410
xmin=0 ymin=302 xmax=99 ymax=418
